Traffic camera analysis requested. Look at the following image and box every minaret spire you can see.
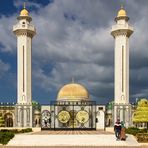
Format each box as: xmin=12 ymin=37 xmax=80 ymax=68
xmin=120 ymin=0 xmax=125 ymax=8
xmin=120 ymin=3 xmax=124 ymax=9
xmin=23 ymin=2 xmax=26 ymax=9
xmin=72 ymin=77 xmax=75 ymax=83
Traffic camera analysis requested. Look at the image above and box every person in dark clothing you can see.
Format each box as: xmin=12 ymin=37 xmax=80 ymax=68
xmin=114 ymin=119 xmax=121 ymax=140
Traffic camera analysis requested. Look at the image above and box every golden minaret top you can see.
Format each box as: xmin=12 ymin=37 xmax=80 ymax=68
xmin=20 ymin=2 xmax=29 ymax=16
xmin=117 ymin=4 xmax=127 ymax=17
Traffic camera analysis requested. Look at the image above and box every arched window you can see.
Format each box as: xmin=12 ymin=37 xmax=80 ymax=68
xmin=4 ymin=113 xmax=13 ymax=127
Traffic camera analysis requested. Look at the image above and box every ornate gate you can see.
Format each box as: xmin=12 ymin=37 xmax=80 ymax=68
xmin=41 ymin=101 xmax=96 ymax=130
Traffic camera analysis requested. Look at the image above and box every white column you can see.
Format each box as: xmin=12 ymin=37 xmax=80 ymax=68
xmin=111 ymin=19 xmax=133 ymax=104
xmin=17 ymin=35 xmax=32 ymax=103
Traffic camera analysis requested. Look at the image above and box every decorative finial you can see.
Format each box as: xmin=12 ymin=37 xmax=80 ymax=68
xmin=20 ymin=1 xmax=29 ymax=16
xmin=23 ymin=2 xmax=26 ymax=9
xmin=120 ymin=1 xmax=124 ymax=9
xmin=72 ymin=77 xmax=75 ymax=83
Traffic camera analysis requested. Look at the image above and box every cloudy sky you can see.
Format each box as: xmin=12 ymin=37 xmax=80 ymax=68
xmin=0 ymin=0 xmax=148 ymax=104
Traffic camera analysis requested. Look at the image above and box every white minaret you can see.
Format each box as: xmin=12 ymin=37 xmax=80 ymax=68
xmin=13 ymin=4 xmax=36 ymax=127
xmin=111 ymin=6 xmax=133 ymax=126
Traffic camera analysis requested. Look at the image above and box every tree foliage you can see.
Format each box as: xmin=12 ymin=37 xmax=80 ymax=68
xmin=0 ymin=115 xmax=5 ymax=127
xmin=106 ymin=101 xmax=114 ymax=110
xmin=133 ymin=99 xmax=148 ymax=123
xmin=32 ymin=100 xmax=39 ymax=107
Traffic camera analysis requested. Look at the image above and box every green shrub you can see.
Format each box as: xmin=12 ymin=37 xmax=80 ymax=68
xmin=139 ymin=128 xmax=148 ymax=133
xmin=0 ymin=128 xmax=32 ymax=134
xmin=126 ymin=127 xmax=140 ymax=135
xmin=0 ymin=131 xmax=14 ymax=145
xmin=0 ymin=128 xmax=32 ymax=145
xmin=126 ymin=127 xmax=148 ymax=135
xmin=20 ymin=128 xmax=32 ymax=133
xmin=0 ymin=129 xmax=9 ymax=132
xmin=23 ymin=128 xmax=32 ymax=133
xmin=11 ymin=129 xmax=20 ymax=133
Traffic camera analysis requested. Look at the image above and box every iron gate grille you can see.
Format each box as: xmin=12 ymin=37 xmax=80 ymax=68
xmin=41 ymin=101 xmax=96 ymax=130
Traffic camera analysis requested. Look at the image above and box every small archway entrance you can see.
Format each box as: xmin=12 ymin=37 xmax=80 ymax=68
xmin=4 ymin=113 xmax=13 ymax=127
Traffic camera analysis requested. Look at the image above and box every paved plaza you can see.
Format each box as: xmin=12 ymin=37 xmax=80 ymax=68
xmin=30 ymin=130 xmax=113 ymax=135
xmin=5 ymin=130 xmax=143 ymax=147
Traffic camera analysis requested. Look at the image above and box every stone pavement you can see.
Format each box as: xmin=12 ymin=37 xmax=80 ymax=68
xmin=6 ymin=130 xmax=141 ymax=147
xmin=31 ymin=130 xmax=113 ymax=135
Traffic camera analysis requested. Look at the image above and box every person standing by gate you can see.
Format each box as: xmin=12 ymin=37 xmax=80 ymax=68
xmin=114 ymin=119 xmax=121 ymax=140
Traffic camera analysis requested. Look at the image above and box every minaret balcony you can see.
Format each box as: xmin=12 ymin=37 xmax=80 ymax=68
xmin=13 ymin=24 xmax=36 ymax=33
xmin=111 ymin=24 xmax=134 ymax=32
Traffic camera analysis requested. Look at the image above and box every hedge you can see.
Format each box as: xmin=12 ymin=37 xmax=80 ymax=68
xmin=126 ymin=127 xmax=140 ymax=135
xmin=0 ymin=128 xmax=32 ymax=145
xmin=126 ymin=127 xmax=148 ymax=135
xmin=0 ymin=131 xmax=14 ymax=145
xmin=0 ymin=128 xmax=32 ymax=134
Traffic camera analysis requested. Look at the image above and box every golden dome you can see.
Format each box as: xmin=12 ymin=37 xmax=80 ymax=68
xmin=57 ymin=83 xmax=89 ymax=101
xmin=20 ymin=8 xmax=29 ymax=16
xmin=117 ymin=7 xmax=127 ymax=17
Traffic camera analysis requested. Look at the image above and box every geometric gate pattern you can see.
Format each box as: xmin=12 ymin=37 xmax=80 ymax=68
xmin=41 ymin=101 xmax=96 ymax=130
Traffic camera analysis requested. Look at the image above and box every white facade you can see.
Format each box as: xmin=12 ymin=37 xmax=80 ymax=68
xmin=111 ymin=7 xmax=134 ymax=126
xmin=13 ymin=8 xmax=36 ymax=127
